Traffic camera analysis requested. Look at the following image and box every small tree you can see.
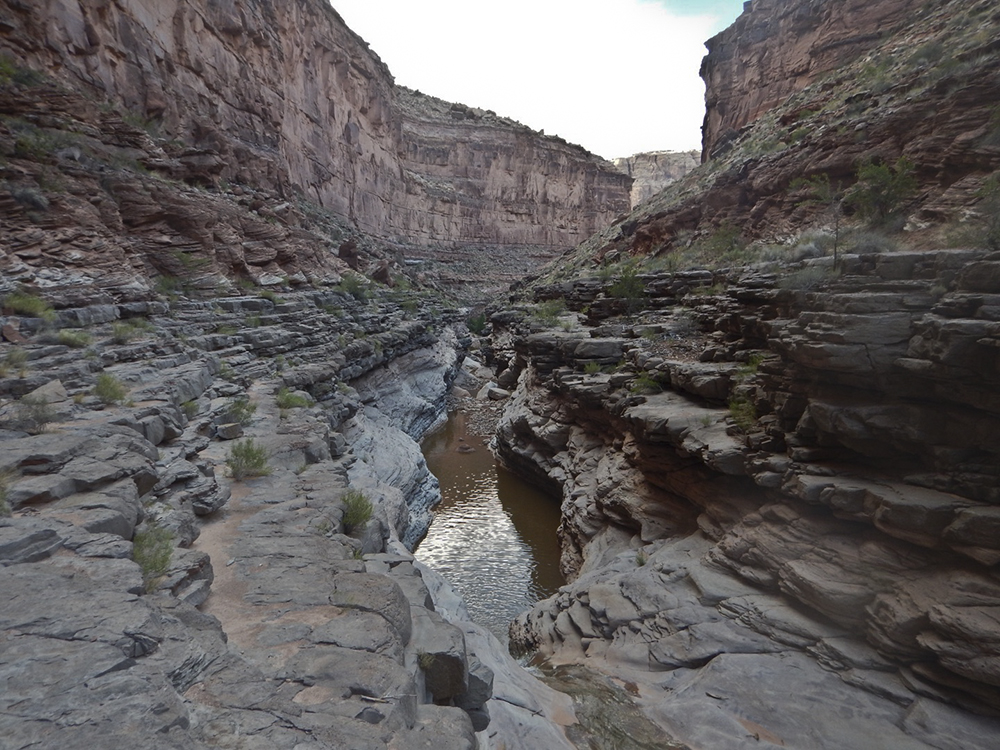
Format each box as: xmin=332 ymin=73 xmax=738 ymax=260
xmin=793 ymin=173 xmax=846 ymax=265
xmin=845 ymin=157 xmax=918 ymax=227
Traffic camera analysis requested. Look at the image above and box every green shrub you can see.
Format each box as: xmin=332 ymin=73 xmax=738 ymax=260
xmin=94 ymin=372 xmax=129 ymax=405
xmin=57 ymin=329 xmax=92 ymax=348
xmin=0 ymin=56 xmax=47 ymax=87
xmin=630 ymin=373 xmax=662 ymax=395
xmin=846 ymin=157 xmax=918 ymax=226
xmin=583 ymin=362 xmax=605 ymax=375
xmin=466 ymin=313 xmax=487 ymax=335
xmin=341 ymin=489 xmax=373 ymax=533
xmin=258 ymin=288 xmax=284 ymax=304
xmin=224 ymin=396 xmax=257 ymax=425
xmin=5 ymin=395 xmax=54 ymax=434
xmin=728 ymin=395 xmax=757 ymax=432
xmin=3 ymin=289 xmax=54 ymax=320
xmin=532 ymin=298 xmax=567 ymax=326
xmin=132 ymin=523 xmax=174 ymax=592
xmin=110 ymin=321 xmax=145 ymax=344
xmin=0 ymin=348 xmax=28 ymax=377
xmin=608 ymin=264 xmax=645 ymax=315
xmin=276 ymin=387 xmax=312 ymax=409
xmin=181 ymin=400 xmax=199 ymax=420
xmin=337 ymin=273 xmax=367 ymax=301
xmin=226 ymin=438 xmax=270 ymax=479
xmin=0 ymin=470 xmax=11 ymax=517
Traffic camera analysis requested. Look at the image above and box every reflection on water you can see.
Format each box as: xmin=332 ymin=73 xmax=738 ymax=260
xmin=417 ymin=410 xmax=564 ymax=643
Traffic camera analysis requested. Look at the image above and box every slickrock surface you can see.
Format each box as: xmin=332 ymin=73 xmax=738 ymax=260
xmin=0 ymin=288 xmax=575 ymax=749
xmin=0 ymin=0 xmax=629 ymax=262
xmin=492 ymin=248 xmax=1000 ymax=748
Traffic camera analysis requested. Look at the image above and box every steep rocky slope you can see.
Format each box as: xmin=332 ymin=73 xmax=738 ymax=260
xmin=0 ymin=0 xmax=629 ymax=280
xmin=547 ymin=0 xmax=1000 ymax=273
xmin=612 ymin=150 xmax=700 ymax=208
xmin=492 ymin=250 xmax=1000 ymax=748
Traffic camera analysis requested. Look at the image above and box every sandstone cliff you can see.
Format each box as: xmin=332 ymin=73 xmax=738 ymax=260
xmin=611 ymin=150 xmax=700 ymax=208
xmin=556 ymin=0 xmax=1000 ymax=268
xmin=0 ymin=0 xmax=630 ymax=269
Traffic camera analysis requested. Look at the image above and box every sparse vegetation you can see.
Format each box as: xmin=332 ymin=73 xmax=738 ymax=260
xmin=0 ymin=470 xmax=12 ymax=517
xmin=275 ymin=387 xmax=312 ymax=409
xmin=630 ymin=373 xmax=662 ymax=395
xmin=1 ymin=348 xmax=28 ymax=377
xmin=337 ymin=273 xmax=367 ymax=301
xmin=259 ymin=288 xmax=284 ymax=304
xmin=93 ymin=372 xmax=129 ymax=405
xmin=466 ymin=313 xmax=488 ymax=335
xmin=793 ymin=173 xmax=847 ymax=263
xmin=226 ymin=438 xmax=271 ymax=480
xmin=532 ymin=298 xmax=567 ymax=326
xmin=2 ymin=288 xmax=55 ymax=321
xmin=728 ymin=395 xmax=757 ymax=433
xmin=224 ymin=396 xmax=257 ymax=426
xmin=845 ymin=157 xmax=918 ymax=227
xmin=132 ymin=523 xmax=174 ymax=593
xmin=0 ymin=56 xmax=47 ymax=87
xmin=635 ymin=549 xmax=648 ymax=567
xmin=57 ymin=329 xmax=92 ymax=348
xmin=608 ymin=263 xmax=645 ymax=315
xmin=181 ymin=400 xmax=199 ymax=420
xmin=583 ymin=362 xmax=605 ymax=375
xmin=5 ymin=395 xmax=54 ymax=434
xmin=341 ymin=489 xmax=373 ymax=533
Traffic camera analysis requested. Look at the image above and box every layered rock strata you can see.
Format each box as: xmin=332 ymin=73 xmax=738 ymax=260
xmin=559 ymin=0 xmax=1000 ymax=272
xmin=611 ymin=150 xmax=700 ymax=208
xmin=492 ymin=248 xmax=1000 ymax=747
xmin=0 ymin=0 xmax=629 ymax=259
xmin=0 ymin=287 xmax=575 ymax=749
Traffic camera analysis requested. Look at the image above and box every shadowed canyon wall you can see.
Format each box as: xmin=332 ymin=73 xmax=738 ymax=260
xmin=0 ymin=0 xmax=630 ymax=253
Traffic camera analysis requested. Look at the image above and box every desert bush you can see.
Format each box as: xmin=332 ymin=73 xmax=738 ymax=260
xmin=341 ymin=489 xmax=373 ymax=533
xmin=532 ymin=298 xmax=567 ymax=326
xmin=94 ymin=372 xmax=129 ymax=405
xmin=728 ymin=395 xmax=757 ymax=432
xmin=2 ymin=288 xmax=54 ymax=321
xmin=630 ymin=373 xmax=662 ymax=395
xmin=846 ymin=157 xmax=917 ymax=226
xmin=466 ymin=313 xmax=487 ymax=335
xmin=275 ymin=387 xmax=312 ymax=409
xmin=0 ymin=470 xmax=11 ymax=516
xmin=224 ymin=396 xmax=257 ymax=425
xmin=132 ymin=523 xmax=174 ymax=592
xmin=337 ymin=273 xmax=367 ymax=301
xmin=608 ymin=263 xmax=645 ymax=315
xmin=226 ymin=438 xmax=270 ymax=479
xmin=5 ymin=395 xmax=54 ymax=434
xmin=57 ymin=329 xmax=91 ymax=348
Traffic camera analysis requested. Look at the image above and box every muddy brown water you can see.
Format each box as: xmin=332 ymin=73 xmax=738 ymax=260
xmin=416 ymin=409 xmax=565 ymax=644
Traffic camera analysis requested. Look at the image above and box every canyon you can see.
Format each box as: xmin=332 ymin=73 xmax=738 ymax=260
xmin=3 ymin=0 xmax=1000 ymax=748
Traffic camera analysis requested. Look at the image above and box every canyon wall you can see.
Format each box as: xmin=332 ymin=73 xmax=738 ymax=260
xmin=491 ymin=250 xmax=1000 ymax=748
xmin=611 ymin=150 xmax=700 ymax=208
xmin=701 ymin=0 xmax=908 ymax=159
xmin=0 ymin=0 xmax=629 ymax=254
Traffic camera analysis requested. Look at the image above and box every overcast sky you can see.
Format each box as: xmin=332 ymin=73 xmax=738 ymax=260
xmin=330 ymin=0 xmax=747 ymax=160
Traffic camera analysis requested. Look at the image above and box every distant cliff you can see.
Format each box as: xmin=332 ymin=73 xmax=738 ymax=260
xmin=0 ymin=0 xmax=629 ymax=254
xmin=700 ymin=0 xmax=908 ymax=159
xmin=612 ymin=150 xmax=700 ymax=207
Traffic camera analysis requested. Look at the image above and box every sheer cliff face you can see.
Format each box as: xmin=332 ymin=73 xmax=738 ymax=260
xmin=1 ymin=0 xmax=629 ymax=250
xmin=612 ymin=150 xmax=700 ymax=208
xmin=701 ymin=0 xmax=906 ymax=158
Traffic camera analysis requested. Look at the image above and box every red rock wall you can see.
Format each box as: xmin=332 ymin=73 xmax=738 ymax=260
xmin=0 ymin=0 xmax=629 ymax=250
xmin=701 ymin=0 xmax=906 ymax=159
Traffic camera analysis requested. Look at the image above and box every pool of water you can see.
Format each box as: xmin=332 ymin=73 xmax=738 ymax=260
xmin=416 ymin=409 xmax=565 ymax=643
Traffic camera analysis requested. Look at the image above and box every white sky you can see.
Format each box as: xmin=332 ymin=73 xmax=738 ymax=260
xmin=330 ymin=0 xmax=747 ymax=160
